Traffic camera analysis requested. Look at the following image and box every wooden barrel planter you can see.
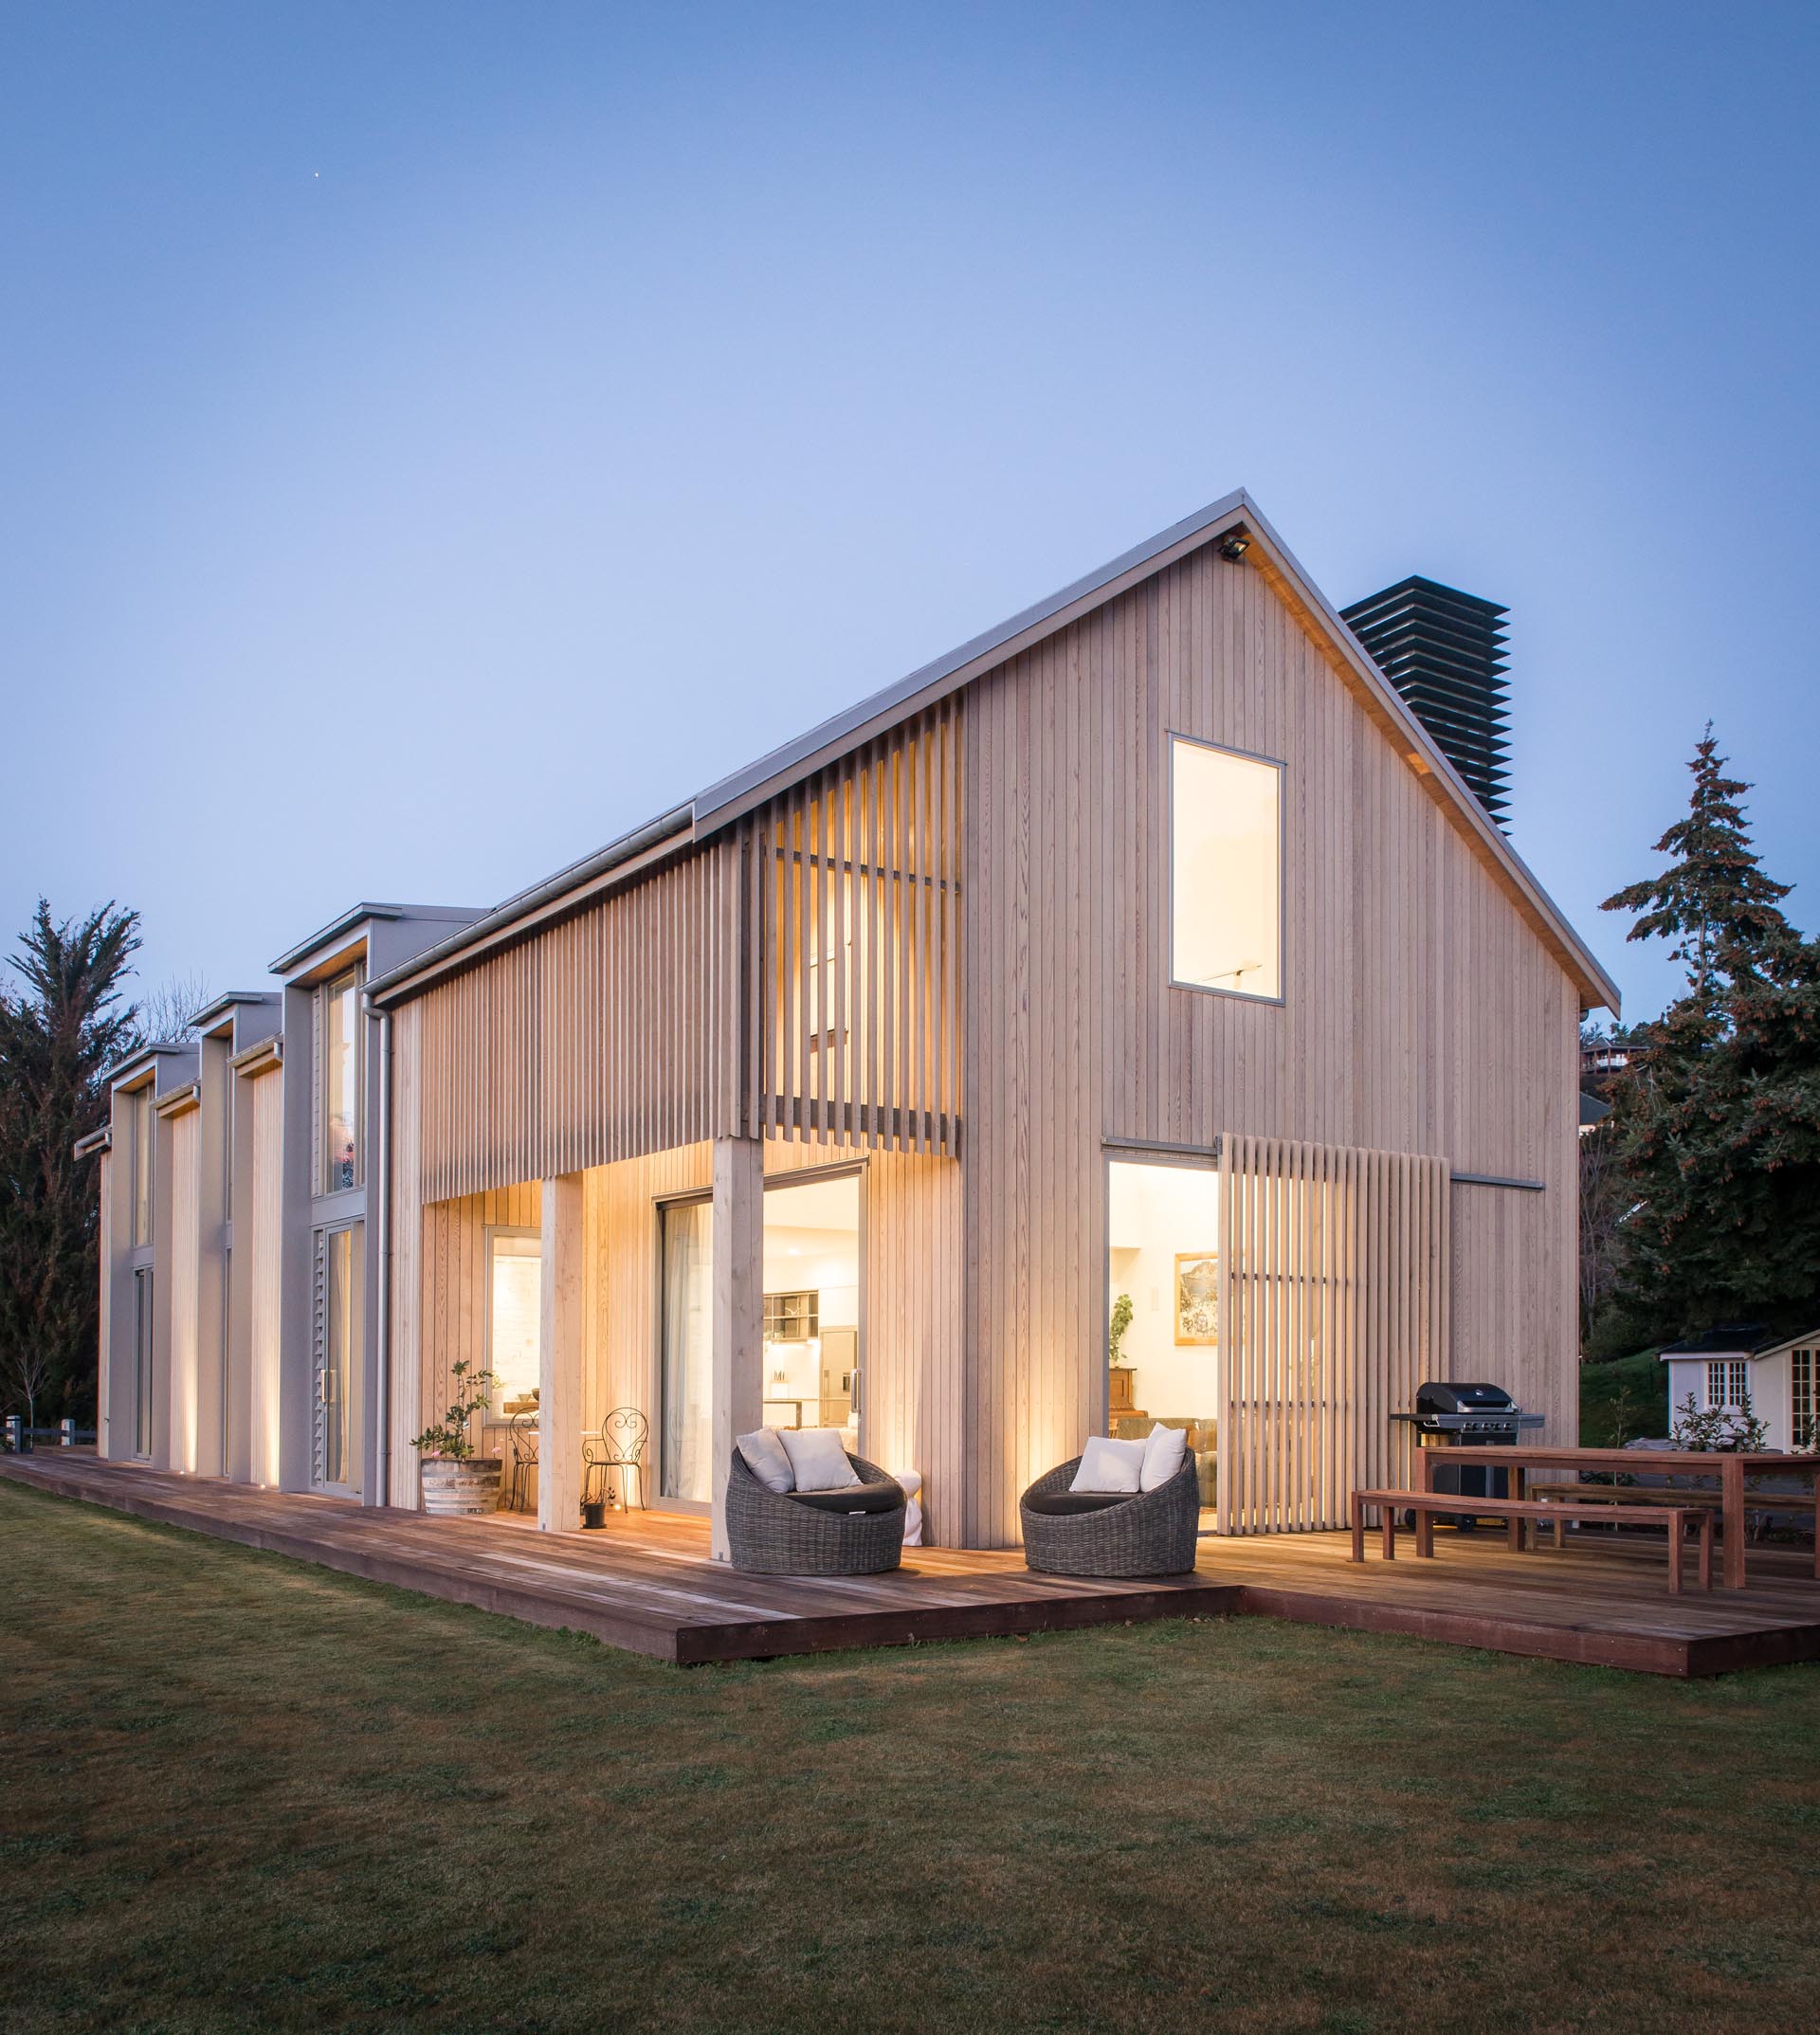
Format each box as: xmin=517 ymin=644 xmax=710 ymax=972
xmin=420 ymin=1456 xmax=503 ymax=1517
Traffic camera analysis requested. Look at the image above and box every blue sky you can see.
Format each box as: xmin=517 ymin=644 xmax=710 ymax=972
xmin=4 ymin=3 xmax=1816 ymax=1023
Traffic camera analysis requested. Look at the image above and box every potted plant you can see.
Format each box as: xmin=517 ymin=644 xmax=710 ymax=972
xmin=412 ymin=1359 xmax=503 ymax=1517
xmin=1108 ymin=1292 xmax=1136 ymax=1415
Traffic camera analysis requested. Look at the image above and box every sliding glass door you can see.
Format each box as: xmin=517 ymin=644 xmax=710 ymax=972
xmin=659 ymin=1199 xmax=714 ymax=1503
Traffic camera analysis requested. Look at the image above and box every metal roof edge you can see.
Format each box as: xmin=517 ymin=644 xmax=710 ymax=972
xmin=102 ymin=1041 xmax=194 ymax=1089
xmin=192 ymin=990 xmax=282 ymax=1035
xmin=268 ymin=902 xmax=487 ymax=978
xmin=691 ymin=488 xmax=1252 ymax=827
xmin=365 ymin=806 xmax=696 ymax=1007
xmin=1238 ymin=497 xmax=1622 ymax=1016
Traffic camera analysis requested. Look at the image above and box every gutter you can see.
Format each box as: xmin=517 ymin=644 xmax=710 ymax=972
xmin=365 ymin=803 xmax=696 ymax=1008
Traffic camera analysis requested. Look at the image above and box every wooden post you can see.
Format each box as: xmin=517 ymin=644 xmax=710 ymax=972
xmin=710 ymin=1135 xmax=764 ymax=1562
xmin=538 ymin=1172 xmax=585 ymax=1534
xmin=1720 ymin=1453 xmax=1745 ymax=1590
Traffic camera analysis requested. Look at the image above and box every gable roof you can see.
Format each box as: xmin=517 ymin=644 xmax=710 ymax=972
xmin=369 ymin=489 xmax=1619 ymax=1013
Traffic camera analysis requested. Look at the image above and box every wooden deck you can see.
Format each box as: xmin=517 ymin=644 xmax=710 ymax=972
xmin=6 ymin=1452 xmax=1819 ymax=1676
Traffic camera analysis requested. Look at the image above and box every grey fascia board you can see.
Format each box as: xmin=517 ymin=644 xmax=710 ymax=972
xmin=73 ymin=1126 xmax=112 ymax=1159
xmin=269 ymin=903 xmax=487 ymax=979
xmin=365 ymin=805 xmax=696 ymax=1007
xmin=691 ymin=489 xmax=1253 ymax=827
xmin=229 ymin=1034 xmax=283 ymax=1075
xmin=155 ymin=1080 xmax=203 ymax=1119
xmin=269 ymin=902 xmax=408 ymax=974
xmin=103 ymin=1041 xmax=193 ymax=1090
xmin=191 ymin=990 xmax=282 ymax=1035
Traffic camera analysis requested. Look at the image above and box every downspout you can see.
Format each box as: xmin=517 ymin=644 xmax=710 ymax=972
xmin=374 ymin=1005 xmax=392 ymax=1508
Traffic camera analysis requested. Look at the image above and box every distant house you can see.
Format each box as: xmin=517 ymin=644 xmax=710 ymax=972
xmin=1659 ymin=1324 xmax=1820 ymax=1452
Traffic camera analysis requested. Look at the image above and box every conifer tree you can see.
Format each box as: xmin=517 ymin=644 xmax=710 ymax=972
xmin=1601 ymin=731 xmax=1819 ymax=1331
xmin=0 ymin=901 xmax=141 ymax=1426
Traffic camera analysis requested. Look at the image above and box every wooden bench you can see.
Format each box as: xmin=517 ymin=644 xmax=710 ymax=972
xmin=1529 ymin=1481 xmax=1816 ymax=1553
xmin=1349 ymin=1489 xmax=1714 ymax=1593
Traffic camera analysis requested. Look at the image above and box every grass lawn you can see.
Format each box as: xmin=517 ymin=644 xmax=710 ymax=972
xmin=1579 ymin=1349 xmax=1668 ymax=1447
xmin=4 ymin=1481 xmax=1818 ymax=2035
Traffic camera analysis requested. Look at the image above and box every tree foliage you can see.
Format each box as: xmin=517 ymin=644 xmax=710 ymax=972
xmin=0 ymin=900 xmax=141 ymax=1425
xmin=1599 ymin=731 xmax=1820 ymax=1336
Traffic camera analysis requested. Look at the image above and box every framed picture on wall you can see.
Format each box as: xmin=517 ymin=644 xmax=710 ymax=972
xmin=1174 ymin=1253 xmax=1218 ymax=1346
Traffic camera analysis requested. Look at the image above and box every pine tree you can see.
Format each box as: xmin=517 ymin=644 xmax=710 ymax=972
xmin=1600 ymin=732 xmax=1819 ymax=1332
xmin=1603 ymin=724 xmax=1793 ymax=997
xmin=0 ymin=901 xmax=141 ymax=1426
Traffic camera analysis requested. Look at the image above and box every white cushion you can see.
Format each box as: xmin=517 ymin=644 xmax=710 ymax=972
xmin=1069 ymin=1435 xmax=1145 ymax=1494
xmin=1140 ymin=1423 xmax=1189 ymax=1492
xmin=779 ymin=1427 xmax=861 ymax=1492
xmin=736 ymin=1427 xmax=794 ymax=1494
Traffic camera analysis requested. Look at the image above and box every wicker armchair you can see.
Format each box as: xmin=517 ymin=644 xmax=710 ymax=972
xmin=725 ymin=1448 xmax=907 ymax=1575
xmin=1019 ymin=1452 xmax=1202 ymax=1577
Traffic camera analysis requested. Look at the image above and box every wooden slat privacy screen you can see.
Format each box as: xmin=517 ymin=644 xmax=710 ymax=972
xmin=741 ymin=703 xmax=961 ymax=1155
xmin=412 ymin=704 xmax=961 ymax=1201
xmin=1215 ymin=1136 xmax=1449 ymax=1535
xmin=417 ymin=839 xmax=744 ymax=1202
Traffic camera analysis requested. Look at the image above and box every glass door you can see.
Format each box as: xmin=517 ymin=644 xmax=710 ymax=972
xmin=315 ymin=1223 xmax=363 ymax=1494
xmin=659 ymin=1199 xmax=714 ymax=1504
xmin=760 ymin=1172 xmax=863 ymax=1451
xmin=1106 ymin=1158 xmax=1221 ymax=1526
xmin=134 ymin=1267 xmax=155 ymax=1458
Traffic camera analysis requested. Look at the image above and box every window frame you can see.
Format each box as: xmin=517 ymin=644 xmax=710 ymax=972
xmin=483 ymin=1225 xmax=542 ymax=1416
xmin=1706 ymin=1357 xmax=1751 ymax=1411
xmin=1792 ymin=1347 xmax=1816 ymax=1449
xmin=1166 ymin=730 xmax=1287 ymax=1007
xmin=318 ymin=966 xmax=365 ymax=1196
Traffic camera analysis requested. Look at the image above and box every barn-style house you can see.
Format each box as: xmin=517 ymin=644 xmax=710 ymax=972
xmin=82 ymin=489 xmax=1618 ymax=1560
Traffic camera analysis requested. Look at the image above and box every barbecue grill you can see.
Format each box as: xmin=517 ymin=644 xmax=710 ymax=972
xmin=1392 ymin=1382 xmax=1546 ymax=1522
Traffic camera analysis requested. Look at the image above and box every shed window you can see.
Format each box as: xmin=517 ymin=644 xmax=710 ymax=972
xmin=1705 ymin=1358 xmax=1750 ymax=1411
xmin=1793 ymin=1348 xmax=1816 ymax=1450
xmin=1171 ymin=736 xmax=1283 ymax=1000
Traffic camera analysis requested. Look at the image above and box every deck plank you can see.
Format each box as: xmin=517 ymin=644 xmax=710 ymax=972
xmin=5 ymin=1454 xmax=1818 ymax=1677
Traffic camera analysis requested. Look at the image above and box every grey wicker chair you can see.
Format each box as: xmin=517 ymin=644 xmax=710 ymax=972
xmin=725 ymin=1447 xmax=907 ymax=1575
xmin=1019 ymin=1452 xmax=1202 ymax=1577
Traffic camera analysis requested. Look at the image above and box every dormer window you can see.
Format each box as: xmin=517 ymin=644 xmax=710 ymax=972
xmin=320 ymin=968 xmax=363 ymax=1193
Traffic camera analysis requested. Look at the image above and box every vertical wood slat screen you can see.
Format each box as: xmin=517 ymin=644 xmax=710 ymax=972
xmin=1215 ymin=1136 xmax=1450 ymax=1534
xmin=742 ymin=702 xmax=962 ymax=1154
xmin=416 ymin=836 xmax=743 ymax=1202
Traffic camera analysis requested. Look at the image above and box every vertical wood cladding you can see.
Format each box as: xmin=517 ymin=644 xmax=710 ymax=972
xmin=962 ymin=541 xmax=1579 ymax=1544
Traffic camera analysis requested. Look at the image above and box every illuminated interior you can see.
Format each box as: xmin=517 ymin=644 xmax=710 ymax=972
xmin=660 ymin=1170 xmax=864 ymax=1507
xmin=486 ymin=1231 xmax=542 ymax=1416
xmin=1171 ymin=736 xmax=1282 ymax=999
xmin=1107 ymin=1157 xmax=1221 ymax=1520
xmin=760 ymin=1172 xmax=862 ymax=1450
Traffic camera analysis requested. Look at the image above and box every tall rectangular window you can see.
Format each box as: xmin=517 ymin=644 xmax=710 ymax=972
xmin=1793 ymin=1348 xmax=1816 ymax=1450
xmin=1171 ymin=736 xmax=1283 ymax=1000
xmin=487 ymin=1231 xmax=542 ymax=1415
xmin=659 ymin=1199 xmax=714 ymax=1503
xmin=320 ymin=969 xmax=362 ymax=1193
xmin=134 ymin=1267 xmax=155 ymax=1456
xmin=131 ymin=1086 xmax=155 ymax=1246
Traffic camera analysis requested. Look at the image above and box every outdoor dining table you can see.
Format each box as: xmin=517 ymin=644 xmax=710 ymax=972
xmin=1418 ymin=1445 xmax=1820 ymax=1590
